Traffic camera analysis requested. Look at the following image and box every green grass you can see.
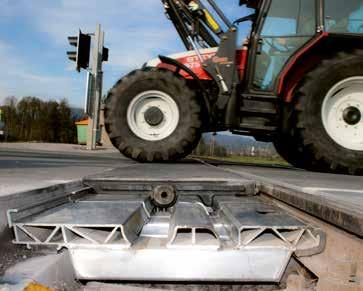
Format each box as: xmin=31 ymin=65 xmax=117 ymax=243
xmin=195 ymin=155 xmax=290 ymax=167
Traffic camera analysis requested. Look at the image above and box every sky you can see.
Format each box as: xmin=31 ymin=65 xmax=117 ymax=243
xmin=0 ymin=0 xmax=251 ymax=107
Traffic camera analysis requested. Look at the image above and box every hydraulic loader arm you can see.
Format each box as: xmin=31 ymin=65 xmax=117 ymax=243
xmin=162 ymin=0 xmax=231 ymax=50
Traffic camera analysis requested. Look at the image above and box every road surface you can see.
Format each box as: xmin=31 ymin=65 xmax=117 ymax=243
xmin=0 ymin=144 xmax=134 ymax=196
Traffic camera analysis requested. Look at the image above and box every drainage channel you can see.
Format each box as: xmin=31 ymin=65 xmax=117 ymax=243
xmin=2 ymin=163 xmax=326 ymax=289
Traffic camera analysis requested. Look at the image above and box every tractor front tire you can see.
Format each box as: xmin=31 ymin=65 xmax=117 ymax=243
xmin=104 ymin=68 xmax=202 ymax=162
xmin=291 ymin=50 xmax=363 ymax=175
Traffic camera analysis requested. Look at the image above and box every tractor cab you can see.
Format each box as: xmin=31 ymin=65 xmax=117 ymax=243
xmin=105 ymin=0 xmax=363 ymax=175
xmin=246 ymin=0 xmax=363 ymax=93
xmin=160 ymin=0 xmax=363 ymax=93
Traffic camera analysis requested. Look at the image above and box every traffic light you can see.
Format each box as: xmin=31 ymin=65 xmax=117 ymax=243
xmin=67 ymin=30 xmax=91 ymax=72
xmin=102 ymin=47 xmax=109 ymax=62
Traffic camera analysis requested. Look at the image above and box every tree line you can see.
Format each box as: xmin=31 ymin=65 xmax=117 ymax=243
xmin=194 ymin=136 xmax=228 ymax=158
xmin=193 ymin=135 xmax=280 ymax=159
xmin=0 ymin=96 xmax=80 ymax=143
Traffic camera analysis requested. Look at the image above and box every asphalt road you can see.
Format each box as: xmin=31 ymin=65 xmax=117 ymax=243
xmin=0 ymin=147 xmax=134 ymax=196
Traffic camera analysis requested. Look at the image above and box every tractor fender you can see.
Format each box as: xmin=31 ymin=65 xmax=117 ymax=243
xmin=277 ymin=32 xmax=363 ymax=102
xmin=278 ymin=32 xmax=329 ymax=102
xmin=156 ymin=55 xmax=212 ymax=119
xmin=146 ymin=48 xmax=218 ymax=80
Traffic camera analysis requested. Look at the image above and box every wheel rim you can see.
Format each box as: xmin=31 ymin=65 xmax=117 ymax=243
xmin=322 ymin=77 xmax=363 ymax=151
xmin=127 ymin=90 xmax=180 ymax=141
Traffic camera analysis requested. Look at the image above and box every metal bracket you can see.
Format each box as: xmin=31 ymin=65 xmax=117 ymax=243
xmin=7 ymin=209 xmax=18 ymax=228
xmin=203 ymin=27 xmax=239 ymax=111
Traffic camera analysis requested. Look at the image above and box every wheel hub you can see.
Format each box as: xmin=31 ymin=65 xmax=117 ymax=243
xmin=322 ymin=77 xmax=363 ymax=151
xmin=144 ymin=106 xmax=164 ymax=126
xmin=343 ymin=106 xmax=361 ymax=125
xmin=127 ymin=90 xmax=180 ymax=141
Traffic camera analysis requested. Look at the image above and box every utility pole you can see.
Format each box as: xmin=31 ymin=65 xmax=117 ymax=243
xmin=87 ymin=24 xmax=104 ymax=150
xmin=210 ymin=134 xmax=215 ymax=157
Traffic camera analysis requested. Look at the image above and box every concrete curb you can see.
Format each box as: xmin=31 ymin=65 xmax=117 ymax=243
xmin=216 ymin=166 xmax=363 ymax=237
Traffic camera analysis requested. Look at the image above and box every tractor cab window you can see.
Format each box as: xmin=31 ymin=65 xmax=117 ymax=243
xmin=253 ymin=0 xmax=316 ymax=91
xmin=325 ymin=0 xmax=363 ymax=33
xmin=261 ymin=0 xmax=316 ymax=36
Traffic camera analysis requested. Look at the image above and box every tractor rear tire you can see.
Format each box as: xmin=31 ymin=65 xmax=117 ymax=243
xmin=273 ymin=133 xmax=305 ymax=169
xmin=273 ymin=106 xmax=311 ymax=169
xmin=291 ymin=50 xmax=363 ymax=175
xmin=104 ymin=68 xmax=202 ymax=162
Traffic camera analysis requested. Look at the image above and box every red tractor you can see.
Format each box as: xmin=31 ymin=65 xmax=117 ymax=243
xmin=105 ymin=0 xmax=363 ymax=175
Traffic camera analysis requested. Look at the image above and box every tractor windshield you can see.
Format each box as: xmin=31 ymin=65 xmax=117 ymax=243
xmin=325 ymin=0 xmax=363 ymax=33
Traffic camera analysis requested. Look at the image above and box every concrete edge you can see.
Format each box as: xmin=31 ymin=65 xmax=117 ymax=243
xmin=0 ymin=251 xmax=77 ymax=290
xmin=218 ymin=167 xmax=363 ymax=237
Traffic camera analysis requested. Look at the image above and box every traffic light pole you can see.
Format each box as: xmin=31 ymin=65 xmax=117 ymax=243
xmin=87 ymin=24 xmax=104 ymax=150
xmin=67 ymin=24 xmax=108 ymax=150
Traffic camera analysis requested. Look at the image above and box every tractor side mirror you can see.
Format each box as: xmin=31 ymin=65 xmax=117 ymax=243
xmin=234 ymin=13 xmax=256 ymax=25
